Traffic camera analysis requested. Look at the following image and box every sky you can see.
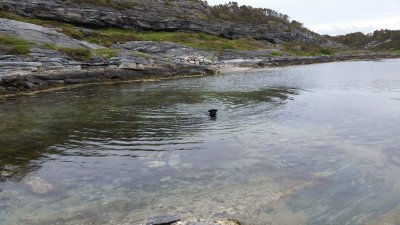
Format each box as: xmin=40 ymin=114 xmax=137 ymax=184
xmin=206 ymin=0 xmax=400 ymax=36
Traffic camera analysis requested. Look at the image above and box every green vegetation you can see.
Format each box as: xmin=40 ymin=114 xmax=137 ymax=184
xmin=329 ymin=30 xmax=400 ymax=50
xmin=268 ymin=50 xmax=282 ymax=57
xmin=60 ymin=47 xmax=92 ymax=61
xmin=83 ymin=29 xmax=139 ymax=47
xmin=0 ymin=35 xmax=31 ymax=55
xmin=283 ymin=42 xmax=334 ymax=56
xmin=42 ymin=43 xmax=92 ymax=60
xmin=98 ymin=29 xmax=264 ymax=51
xmin=43 ymin=43 xmax=117 ymax=60
xmin=69 ymin=0 xmax=138 ymax=9
xmin=208 ymin=1 xmax=290 ymax=25
xmin=94 ymin=48 xmax=118 ymax=58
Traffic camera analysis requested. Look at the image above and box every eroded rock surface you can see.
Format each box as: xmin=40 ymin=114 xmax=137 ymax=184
xmin=0 ymin=18 xmax=101 ymax=49
xmin=0 ymin=0 xmax=331 ymax=45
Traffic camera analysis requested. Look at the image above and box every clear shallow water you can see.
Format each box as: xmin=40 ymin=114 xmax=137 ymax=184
xmin=1 ymin=59 xmax=400 ymax=225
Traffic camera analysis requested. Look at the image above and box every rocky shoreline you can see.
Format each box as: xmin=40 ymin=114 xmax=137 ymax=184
xmin=1 ymin=11 xmax=399 ymax=97
xmin=1 ymin=51 xmax=399 ymax=97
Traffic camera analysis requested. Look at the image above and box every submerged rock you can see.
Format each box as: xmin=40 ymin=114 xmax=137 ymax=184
xmin=215 ymin=219 xmax=241 ymax=225
xmin=145 ymin=214 xmax=181 ymax=225
xmin=24 ymin=176 xmax=54 ymax=194
xmin=175 ymin=219 xmax=241 ymax=225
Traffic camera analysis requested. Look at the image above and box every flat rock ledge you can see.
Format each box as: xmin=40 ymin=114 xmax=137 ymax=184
xmin=0 ymin=62 xmax=216 ymax=96
xmin=143 ymin=215 xmax=241 ymax=225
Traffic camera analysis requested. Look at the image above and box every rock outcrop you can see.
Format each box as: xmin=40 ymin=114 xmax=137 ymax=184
xmin=0 ymin=18 xmax=217 ymax=95
xmin=116 ymin=41 xmax=217 ymax=65
xmin=0 ymin=0 xmax=331 ymax=45
xmin=0 ymin=18 xmax=101 ymax=49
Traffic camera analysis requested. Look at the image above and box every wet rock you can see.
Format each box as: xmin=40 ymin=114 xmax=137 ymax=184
xmin=0 ymin=86 xmax=6 ymax=94
xmin=24 ymin=177 xmax=54 ymax=194
xmin=186 ymin=223 xmax=217 ymax=225
xmin=216 ymin=219 xmax=241 ymax=225
xmin=22 ymin=81 xmax=35 ymax=89
xmin=175 ymin=219 xmax=240 ymax=225
xmin=5 ymin=86 xmax=19 ymax=92
xmin=145 ymin=214 xmax=181 ymax=225
xmin=64 ymin=79 xmax=82 ymax=84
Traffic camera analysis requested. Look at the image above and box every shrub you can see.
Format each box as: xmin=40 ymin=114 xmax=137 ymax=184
xmin=94 ymin=48 xmax=118 ymax=59
xmin=70 ymin=0 xmax=138 ymax=9
xmin=269 ymin=51 xmax=282 ymax=57
xmin=59 ymin=47 xmax=92 ymax=61
xmin=320 ymin=48 xmax=332 ymax=55
xmin=283 ymin=42 xmax=335 ymax=56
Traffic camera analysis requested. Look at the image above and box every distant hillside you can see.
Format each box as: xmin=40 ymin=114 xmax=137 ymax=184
xmin=0 ymin=0 xmax=331 ymax=45
xmin=329 ymin=30 xmax=400 ymax=51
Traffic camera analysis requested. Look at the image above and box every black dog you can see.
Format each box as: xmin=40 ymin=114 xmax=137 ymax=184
xmin=208 ymin=109 xmax=218 ymax=118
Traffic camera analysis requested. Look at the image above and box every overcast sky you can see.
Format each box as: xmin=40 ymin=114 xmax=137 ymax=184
xmin=207 ymin=0 xmax=400 ymax=35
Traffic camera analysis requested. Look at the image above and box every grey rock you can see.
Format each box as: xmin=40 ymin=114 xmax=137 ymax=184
xmin=0 ymin=18 xmax=104 ymax=49
xmin=118 ymin=62 xmax=138 ymax=70
xmin=0 ymin=86 xmax=6 ymax=94
xmin=0 ymin=62 xmax=42 ymax=67
xmin=118 ymin=41 xmax=216 ymax=65
xmin=144 ymin=214 xmax=181 ymax=225
xmin=22 ymin=81 xmax=34 ymax=89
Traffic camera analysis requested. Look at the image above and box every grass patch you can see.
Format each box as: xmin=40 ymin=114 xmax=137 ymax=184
xmin=0 ymin=35 xmax=31 ymax=55
xmin=69 ymin=0 xmax=138 ymax=9
xmin=43 ymin=43 xmax=117 ymax=60
xmin=94 ymin=48 xmax=118 ymax=58
xmin=60 ymin=47 xmax=92 ymax=61
xmin=42 ymin=43 xmax=92 ymax=60
xmin=268 ymin=50 xmax=282 ymax=57
xmin=283 ymin=42 xmax=335 ymax=56
xmin=83 ymin=30 xmax=139 ymax=47
xmin=99 ymin=29 xmax=264 ymax=51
